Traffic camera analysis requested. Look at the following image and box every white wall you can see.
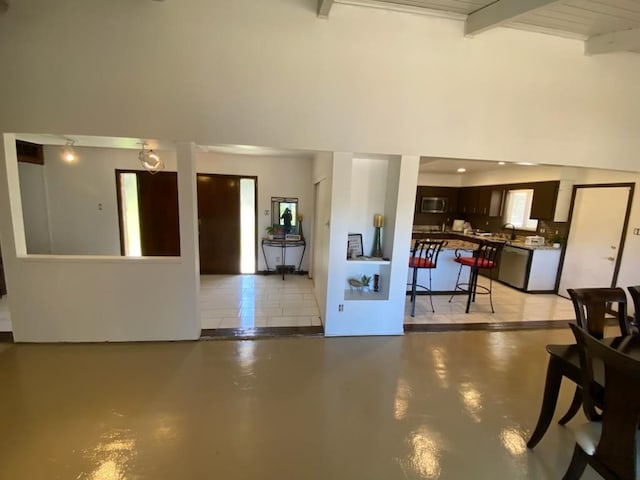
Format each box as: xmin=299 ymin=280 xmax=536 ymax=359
xmin=0 ymin=135 xmax=201 ymax=342
xmin=0 ymin=0 xmax=639 ymax=173
xmin=16 ymin=146 xmax=313 ymax=271
xmin=41 ymin=146 xmax=178 ymax=255
xmin=17 ymin=162 xmax=51 ymax=254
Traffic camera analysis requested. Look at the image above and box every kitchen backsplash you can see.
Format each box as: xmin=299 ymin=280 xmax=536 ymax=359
xmin=414 ymin=212 xmax=568 ymax=241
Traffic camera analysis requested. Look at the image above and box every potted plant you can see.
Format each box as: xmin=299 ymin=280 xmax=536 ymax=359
xmin=551 ymin=234 xmax=564 ymax=249
xmin=361 ymin=274 xmax=372 ymax=291
xmin=265 ymin=225 xmax=275 ymax=240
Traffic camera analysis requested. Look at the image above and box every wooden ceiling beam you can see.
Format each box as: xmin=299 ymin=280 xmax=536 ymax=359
xmin=465 ymin=0 xmax=561 ymax=36
xmin=585 ymin=28 xmax=640 ymax=55
xmin=318 ymin=0 xmax=335 ymax=18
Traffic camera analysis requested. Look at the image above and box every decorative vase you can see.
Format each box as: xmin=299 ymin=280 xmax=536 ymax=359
xmin=371 ymin=214 xmax=384 ymax=257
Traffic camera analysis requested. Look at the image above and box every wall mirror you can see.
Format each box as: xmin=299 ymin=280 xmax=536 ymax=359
xmin=271 ymin=197 xmax=298 ymax=236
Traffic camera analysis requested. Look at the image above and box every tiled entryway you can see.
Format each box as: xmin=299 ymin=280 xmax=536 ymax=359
xmin=199 ymin=274 xmax=322 ymax=329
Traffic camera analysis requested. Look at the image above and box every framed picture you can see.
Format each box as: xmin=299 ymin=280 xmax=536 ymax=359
xmin=347 ymin=233 xmax=363 ymax=259
xmin=285 ymin=234 xmax=301 ymax=241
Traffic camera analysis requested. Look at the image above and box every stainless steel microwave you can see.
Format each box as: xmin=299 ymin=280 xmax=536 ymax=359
xmin=421 ymin=197 xmax=448 ymax=213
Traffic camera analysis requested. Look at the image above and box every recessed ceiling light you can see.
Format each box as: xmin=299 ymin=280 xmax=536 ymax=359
xmin=498 ymin=162 xmax=505 ymax=165
xmin=457 ymin=168 xmax=466 ymax=173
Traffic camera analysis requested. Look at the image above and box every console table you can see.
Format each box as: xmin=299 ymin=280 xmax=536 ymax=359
xmin=261 ymin=238 xmax=306 ymax=280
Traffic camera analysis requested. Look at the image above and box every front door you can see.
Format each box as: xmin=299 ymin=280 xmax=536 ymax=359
xmin=558 ymin=184 xmax=633 ymax=297
xmin=197 ymin=174 xmax=249 ymax=274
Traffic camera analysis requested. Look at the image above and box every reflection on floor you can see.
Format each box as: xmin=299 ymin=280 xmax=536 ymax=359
xmin=0 ymin=329 xmax=606 ymax=479
xmin=406 ymin=280 xmax=575 ymax=326
xmin=199 ymin=274 xmax=322 ymax=329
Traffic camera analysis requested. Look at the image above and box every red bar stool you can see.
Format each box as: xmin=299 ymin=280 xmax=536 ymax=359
xmin=449 ymin=240 xmax=504 ymax=313
xmin=408 ymin=239 xmax=446 ymax=316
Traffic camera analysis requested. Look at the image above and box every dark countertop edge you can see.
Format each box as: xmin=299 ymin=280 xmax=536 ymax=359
xmin=411 ymin=231 xmax=561 ymax=251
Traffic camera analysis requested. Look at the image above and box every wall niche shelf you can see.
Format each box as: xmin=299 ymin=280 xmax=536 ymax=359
xmin=344 ymin=290 xmax=387 ymax=301
xmin=346 ymin=258 xmax=390 ymax=265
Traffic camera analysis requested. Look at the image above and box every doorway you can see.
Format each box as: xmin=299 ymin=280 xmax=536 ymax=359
xmin=116 ymin=171 xmax=257 ymax=273
xmin=557 ymin=184 xmax=634 ymax=297
xmin=197 ymin=174 xmax=256 ymax=274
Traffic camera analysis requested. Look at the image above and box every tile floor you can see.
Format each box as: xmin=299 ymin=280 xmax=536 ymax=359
xmin=199 ymin=274 xmax=322 ymax=329
xmin=0 ymin=328 xmax=608 ymax=479
xmin=407 ymin=279 xmax=576 ymax=325
xmin=0 ymin=275 xmax=575 ymax=333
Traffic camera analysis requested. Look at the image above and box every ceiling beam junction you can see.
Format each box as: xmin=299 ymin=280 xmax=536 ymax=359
xmin=318 ymin=0 xmax=335 ymax=18
xmin=585 ymin=28 xmax=640 ymax=55
xmin=465 ymin=0 xmax=561 ymax=36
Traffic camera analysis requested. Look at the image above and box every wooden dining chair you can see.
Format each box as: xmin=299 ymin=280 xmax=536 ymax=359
xmin=628 ymin=285 xmax=640 ymax=332
xmin=565 ymin=288 xmax=631 ymax=423
xmin=527 ymin=287 xmax=629 ymax=449
xmin=563 ymin=324 xmax=640 ymax=480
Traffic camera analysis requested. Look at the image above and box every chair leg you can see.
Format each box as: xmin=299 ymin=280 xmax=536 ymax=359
xmin=410 ymin=268 xmax=418 ymax=317
xmin=488 ymin=268 xmax=495 ymax=314
xmin=449 ymin=264 xmax=464 ymax=304
xmin=427 ymin=268 xmax=434 ymax=313
xmin=561 ymin=444 xmax=589 ymax=480
xmin=527 ymin=355 xmax=565 ymax=449
xmin=558 ymin=386 xmax=582 ymax=426
xmin=465 ymin=267 xmax=476 ymax=313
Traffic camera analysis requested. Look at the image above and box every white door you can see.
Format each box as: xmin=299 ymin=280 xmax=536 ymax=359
xmin=558 ymin=186 xmax=631 ymax=297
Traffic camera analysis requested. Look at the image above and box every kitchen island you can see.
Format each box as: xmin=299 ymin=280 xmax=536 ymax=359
xmin=409 ymin=230 xmax=562 ymax=294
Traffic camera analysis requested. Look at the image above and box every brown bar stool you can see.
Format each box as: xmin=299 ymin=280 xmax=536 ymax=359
xmin=449 ymin=240 xmax=504 ymax=313
xmin=408 ymin=239 xmax=446 ymax=316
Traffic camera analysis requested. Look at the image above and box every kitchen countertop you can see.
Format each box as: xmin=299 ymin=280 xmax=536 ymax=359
xmin=412 ymin=230 xmax=562 ymax=251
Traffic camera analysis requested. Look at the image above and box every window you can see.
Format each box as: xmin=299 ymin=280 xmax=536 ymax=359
xmin=503 ymin=189 xmax=538 ymax=231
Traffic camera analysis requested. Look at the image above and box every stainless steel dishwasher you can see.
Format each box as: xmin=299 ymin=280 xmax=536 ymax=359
xmin=498 ymin=245 xmax=531 ymax=289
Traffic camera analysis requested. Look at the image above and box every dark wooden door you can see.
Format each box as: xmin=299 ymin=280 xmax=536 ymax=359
xmin=197 ymin=174 xmax=242 ymax=274
xmin=137 ymin=172 xmax=181 ymax=256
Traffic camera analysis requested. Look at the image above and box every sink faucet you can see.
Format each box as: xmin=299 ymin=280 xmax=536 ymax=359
xmin=503 ymin=223 xmax=517 ymax=241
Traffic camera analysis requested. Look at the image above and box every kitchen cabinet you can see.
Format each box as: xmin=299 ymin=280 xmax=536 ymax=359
xmin=475 ymin=187 xmax=491 ymax=215
xmin=530 ymin=181 xmax=560 ymax=220
xmin=489 ymin=188 xmax=505 ymax=217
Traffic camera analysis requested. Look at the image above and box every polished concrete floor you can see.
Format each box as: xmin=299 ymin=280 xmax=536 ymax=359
xmin=0 ymin=328 xmax=606 ymax=479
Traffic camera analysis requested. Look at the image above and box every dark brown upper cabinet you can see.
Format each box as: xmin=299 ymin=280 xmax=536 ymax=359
xmin=16 ymin=140 xmax=44 ymax=165
xmin=530 ymin=181 xmax=560 ymax=220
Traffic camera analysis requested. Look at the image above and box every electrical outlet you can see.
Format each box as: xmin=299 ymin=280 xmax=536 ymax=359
xmin=634 ymin=228 xmax=640 ymax=236
xmin=338 ymin=304 xmax=344 ymax=312
xmin=264 ymin=210 xmax=270 ymax=216
xmin=275 ymin=256 xmax=280 ymax=262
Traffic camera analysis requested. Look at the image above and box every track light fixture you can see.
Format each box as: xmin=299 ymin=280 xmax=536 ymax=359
xmin=61 ymin=139 xmax=77 ymax=163
xmin=138 ymin=142 xmax=163 ymax=174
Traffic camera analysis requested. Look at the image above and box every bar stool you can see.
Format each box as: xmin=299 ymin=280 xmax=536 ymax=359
xmin=449 ymin=240 xmax=504 ymax=313
xmin=408 ymin=239 xmax=446 ymax=316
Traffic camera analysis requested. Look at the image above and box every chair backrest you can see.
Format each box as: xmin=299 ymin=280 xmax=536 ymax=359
xmin=570 ymin=324 xmax=640 ymax=480
xmin=628 ymin=285 xmax=640 ymax=326
xmin=472 ymin=240 xmax=504 ymax=269
xmin=410 ymin=239 xmax=447 ymax=269
xmin=567 ymin=288 xmax=629 ymax=339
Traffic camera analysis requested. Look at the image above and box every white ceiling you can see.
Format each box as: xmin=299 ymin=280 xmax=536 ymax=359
xmin=325 ymin=0 xmax=640 ymax=54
